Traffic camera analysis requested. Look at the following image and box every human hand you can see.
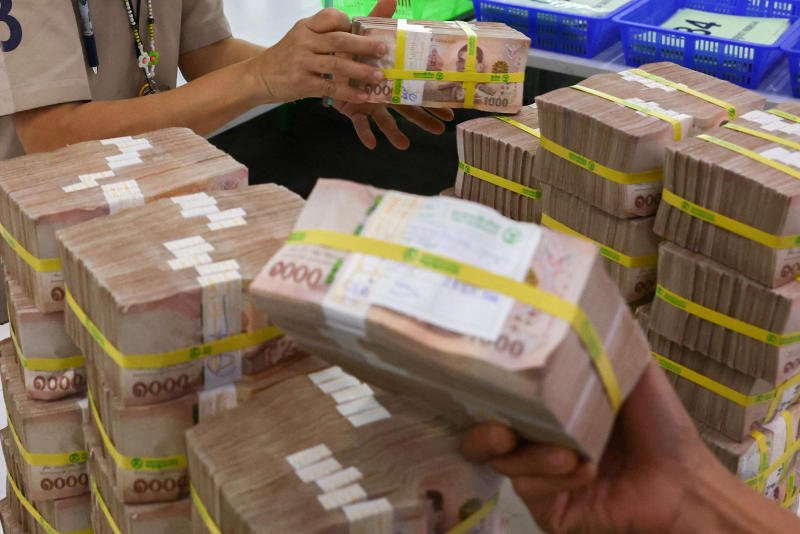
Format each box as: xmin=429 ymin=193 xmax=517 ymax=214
xmin=461 ymin=362 xmax=780 ymax=533
xmin=255 ymin=9 xmax=388 ymax=103
xmin=334 ymin=101 xmax=454 ymax=150
xmin=332 ymin=0 xmax=454 ymax=149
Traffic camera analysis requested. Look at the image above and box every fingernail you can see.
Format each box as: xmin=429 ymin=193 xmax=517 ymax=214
xmin=377 ymin=44 xmax=388 ymax=56
xmin=373 ymin=70 xmax=384 ymax=81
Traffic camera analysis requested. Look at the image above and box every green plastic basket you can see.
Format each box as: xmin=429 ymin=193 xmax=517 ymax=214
xmin=326 ymin=0 xmax=474 ymax=20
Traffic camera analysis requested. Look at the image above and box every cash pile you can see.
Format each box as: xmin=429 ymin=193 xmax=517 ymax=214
xmin=249 ymin=179 xmax=650 ymax=461
xmin=186 ymin=358 xmax=505 ymax=533
xmin=643 ymin=102 xmax=800 ymax=508
xmin=535 ymin=62 xmax=764 ymax=218
xmin=542 ymin=183 xmax=660 ymax=303
xmin=534 ymin=62 xmax=762 ymax=303
xmin=0 ymin=339 xmax=92 ymax=534
xmin=56 ymin=185 xmax=304 ymax=516
xmin=352 ymin=17 xmax=529 ymax=112
xmin=454 ymin=103 xmax=542 ymax=221
xmin=654 ymin=102 xmax=800 ymax=288
xmin=0 ymin=127 xmax=248 ymax=313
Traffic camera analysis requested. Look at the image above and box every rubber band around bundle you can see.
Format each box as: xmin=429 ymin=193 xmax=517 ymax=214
xmin=571 ymin=84 xmax=682 ymax=141
xmin=698 ymin=133 xmax=800 ymax=181
xmin=64 ymin=288 xmax=283 ymax=370
xmin=88 ymin=390 xmax=187 ymax=472
xmin=660 ymin=189 xmax=800 ymax=250
xmin=494 ymin=115 xmax=541 ymax=138
xmin=7 ymin=472 xmax=91 ymax=534
xmin=8 ymin=417 xmax=87 ymax=467
xmin=655 ymin=285 xmax=800 ymax=347
xmin=9 ymin=323 xmax=85 ymax=372
xmin=624 ymin=69 xmax=737 ymax=120
xmin=539 ymin=137 xmax=662 ymax=185
xmin=286 ymin=229 xmax=622 ymax=412
xmin=541 ymin=215 xmax=658 ymax=269
xmin=91 ymin=477 xmax=122 ymax=534
xmin=653 ymin=352 xmax=800 ymax=423
xmin=0 ymin=220 xmax=61 ymax=273
xmin=458 ymin=161 xmax=541 ymax=200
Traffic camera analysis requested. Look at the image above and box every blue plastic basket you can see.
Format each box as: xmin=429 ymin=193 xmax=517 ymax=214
xmin=472 ymin=0 xmax=638 ymax=58
xmin=781 ymin=22 xmax=800 ymax=96
xmin=614 ymin=0 xmax=800 ymax=89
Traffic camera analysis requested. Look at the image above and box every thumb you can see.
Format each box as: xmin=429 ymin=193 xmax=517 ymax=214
xmin=368 ymin=0 xmax=397 ymax=18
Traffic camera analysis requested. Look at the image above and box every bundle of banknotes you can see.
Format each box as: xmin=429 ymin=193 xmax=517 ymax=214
xmin=187 ymin=357 xmax=506 ymax=533
xmin=0 ymin=128 xmax=247 ymax=313
xmin=57 ymin=185 xmax=305 ymax=505
xmin=250 ymin=179 xmax=650 ymax=461
xmin=352 ymin=17 xmax=529 ymax=112
xmin=454 ymin=103 xmax=542 ymax=221
xmin=655 ymin=102 xmax=800 ymax=288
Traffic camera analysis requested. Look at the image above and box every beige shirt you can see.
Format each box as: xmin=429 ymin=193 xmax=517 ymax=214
xmin=0 ymin=0 xmax=232 ymax=160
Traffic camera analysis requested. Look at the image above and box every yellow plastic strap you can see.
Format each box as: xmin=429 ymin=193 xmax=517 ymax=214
xmin=661 ymin=188 xmax=800 ymax=250
xmin=542 ymin=215 xmax=658 ymax=269
xmin=724 ymin=123 xmax=800 ymax=152
xmin=698 ymin=133 xmax=800 ymax=181
xmin=0 ymin=220 xmax=61 ymax=273
xmin=445 ymin=493 xmax=499 ymax=534
xmin=88 ymin=390 xmax=187 ymax=472
xmin=7 ymin=473 xmax=91 ymax=534
xmin=286 ymin=229 xmax=622 ymax=412
xmin=626 ymin=69 xmax=737 ymax=120
xmin=539 ymin=137 xmax=662 ymax=185
xmin=90 ymin=477 xmax=121 ymax=534
xmin=458 ymin=161 xmax=541 ymax=200
xmin=390 ymin=19 xmax=408 ymax=105
xmin=191 ymin=484 xmax=222 ymax=534
xmin=382 ymin=69 xmax=524 ymax=84
xmin=64 ymin=288 xmax=283 ymax=370
xmin=455 ymin=21 xmax=478 ymax=109
xmin=745 ymin=430 xmax=800 ymax=488
xmin=10 ymin=324 xmax=85 ymax=372
xmin=655 ymin=284 xmax=800 ymax=347
xmin=768 ymin=109 xmax=800 ymax=124
xmin=751 ymin=430 xmax=771 ymax=492
xmin=8 ymin=417 xmax=87 ymax=467
xmin=784 ymin=473 xmax=798 ymax=509
xmin=782 ymin=410 xmax=796 ymax=474
xmin=572 ymin=84 xmax=682 ymax=141
xmin=494 ymin=115 xmax=541 ymax=138
xmin=653 ymin=352 xmax=775 ymax=407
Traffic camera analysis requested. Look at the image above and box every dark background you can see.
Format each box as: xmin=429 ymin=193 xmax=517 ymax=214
xmin=209 ymin=68 xmax=579 ymax=198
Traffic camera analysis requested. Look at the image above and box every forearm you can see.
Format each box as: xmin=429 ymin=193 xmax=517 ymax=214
xmin=14 ymin=58 xmax=266 ymax=154
xmin=675 ymin=461 xmax=799 ymax=533
xmin=180 ymin=38 xmax=265 ymax=80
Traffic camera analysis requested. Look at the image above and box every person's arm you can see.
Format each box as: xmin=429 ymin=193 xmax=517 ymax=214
xmin=462 ymin=363 xmax=800 ymax=533
xmin=14 ymin=9 xmax=386 ymax=154
xmin=179 ymin=38 xmax=265 ymax=80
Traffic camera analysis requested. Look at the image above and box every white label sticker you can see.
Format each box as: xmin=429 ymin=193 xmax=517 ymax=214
xmin=208 ymin=218 xmax=247 ymax=231
xmin=324 ymin=192 xmax=540 ymax=341
xmin=296 ymin=458 xmax=343 ymax=483
xmin=182 ymin=205 xmax=221 ymax=219
xmin=331 ymin=384 xmax=374 ymax=404
xmin=286 ymin=444 xmax=332 ymax=470
xmin=347 ymin=406 xmax=392 ymax=428
xmin=317 ymin=374 xmax=361 ymax=395
xmin=308 ymin=367 xmax=345 ymax=385
xmin=318 ymin=484 xmax=367 ymax=511
xmin=168 ymin=254 xmax=213 ymax=271
xmin=343 ymin=498 xmax=393 ymax=533
xmin=207 ymin=208 xmax=247 ymax=222
xmin=102 ymin=180 xmax=144 ymax=213
xmin=164 ymin=236 xmax=207 ymax=252
xmin=336 ymin=396 xmax=382 ymax=417
xmin=316 ymin=467 xmax=363 ymax=493
xmin=196 ymin=260 xmax=241 ymax=276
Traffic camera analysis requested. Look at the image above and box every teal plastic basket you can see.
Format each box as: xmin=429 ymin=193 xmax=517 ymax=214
xmin=326 ymin=0 xmax=474 ymax=20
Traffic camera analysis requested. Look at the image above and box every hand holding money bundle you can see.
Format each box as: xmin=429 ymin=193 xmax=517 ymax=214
xmin=250 ymin=179 xmax=650 ymax=461
xmin=352 ymin=18 xmax=529 ymax=112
